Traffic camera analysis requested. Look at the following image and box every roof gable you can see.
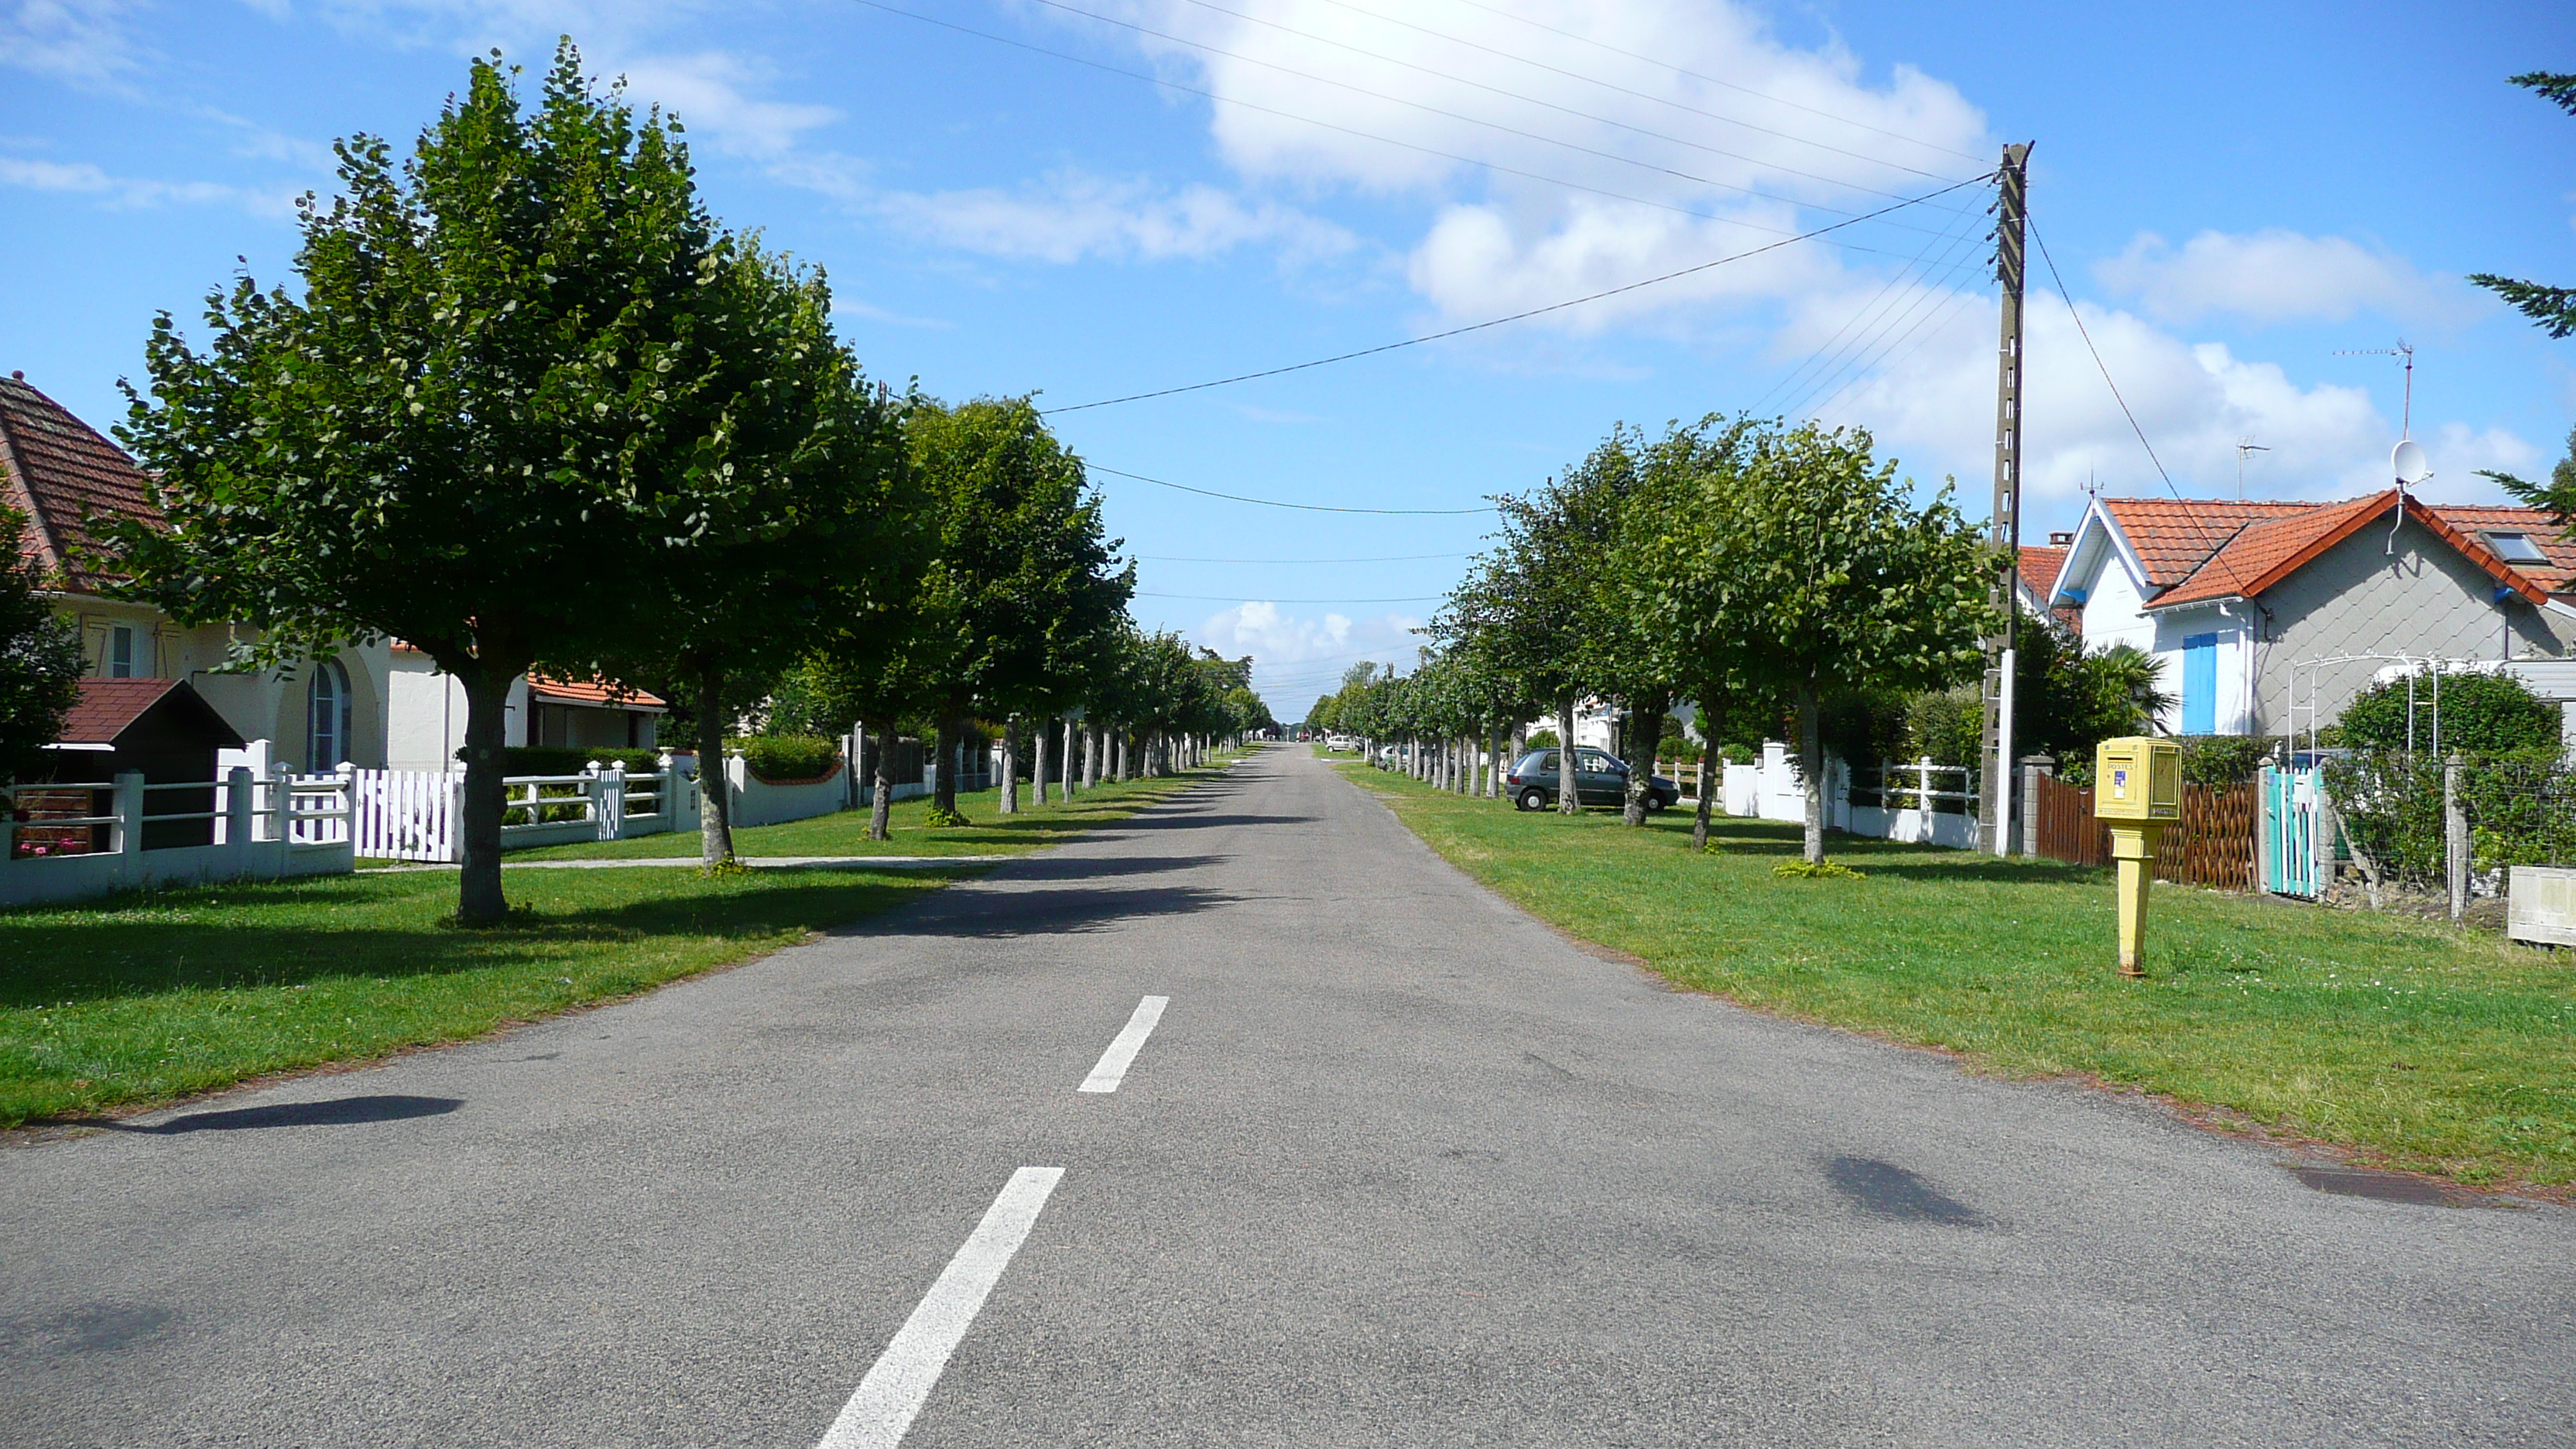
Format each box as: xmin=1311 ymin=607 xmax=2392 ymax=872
xmin=2147 ymin=489 xmax=2550 ymax=610
xmin=0 ymin=372 xmax=163 ymax=592
xmin=53 ymin=678 xmax=245 ymax=750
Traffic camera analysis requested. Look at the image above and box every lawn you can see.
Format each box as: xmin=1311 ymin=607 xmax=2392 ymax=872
xmin=508 ymin=766 xmax=1222 ymax=861
xmin=2 ymin=756 xmax=1238 ymax=1129
xmin=1335 ymin=759 xmax=2576 ymax=1194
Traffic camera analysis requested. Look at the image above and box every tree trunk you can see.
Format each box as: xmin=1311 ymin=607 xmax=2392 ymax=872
xmin=1082 ymin=723 xmax=1099 ymax=790
xmin=866 ymin=716 xmax=895 ymax=841
xmin=454 ymin=667 xmax=517 ymax=924
xmin=1622 ymin=690 xmax=1668 ymax=826
xmin=934 ymin=714 xmax=961 ymax=818
xmin=999 ymin=721 xmax=1019 ymax=815
xmin=1692 ymin=748 xmax=1715 ymax=851
xmin=1556 ymin=694 xmax=1580 ymax=815
xmin=697 ymin=659 xmax=737 ymax=867
xmin=1063 ymin=717 xmax=1078 ymax=796
xmin=1033 ymin=717 xmax=1052 ymax=807
xmin=1797 ymin=682 xmax=1824 ymax=864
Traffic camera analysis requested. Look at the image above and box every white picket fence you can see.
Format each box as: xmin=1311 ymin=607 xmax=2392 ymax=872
xmin=1714 ymin=741 xmax=1982 ymax=849
xmin=349 ymin=760 xmax=694 ymax=862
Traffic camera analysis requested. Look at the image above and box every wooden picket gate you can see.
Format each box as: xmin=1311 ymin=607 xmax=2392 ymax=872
xmin=2030 ymin=774 xmax=2256 ymax=891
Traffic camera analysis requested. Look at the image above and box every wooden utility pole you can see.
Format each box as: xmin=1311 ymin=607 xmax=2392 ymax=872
xmin=1981 ymin=142 xmax=2031 ymax=855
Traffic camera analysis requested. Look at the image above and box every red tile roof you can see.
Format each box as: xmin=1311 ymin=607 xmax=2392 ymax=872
xmin=2098 ymin=498 xmax=2314 ymax=591
xmin=2424 ymin=505 xmax=2576 ymax=594
xmin=53 ymin=677 xmax=244 ymax=748
xmin=527 ymin=675 xmax=666 ymax=710
xmin=2141 ymin=489 xmax=2552 ymax=609
xmin=0 ymin=373 xmax=162 ymax=592
xmin=2016 ymin=544 xmax=2067 ymax=601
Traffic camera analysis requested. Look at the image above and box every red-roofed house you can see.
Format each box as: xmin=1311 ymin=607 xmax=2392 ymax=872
xmin=2048 ymin=489 xmax=2576 ymax=738
xmin=5 ymin=372 xmax=663 ymax=773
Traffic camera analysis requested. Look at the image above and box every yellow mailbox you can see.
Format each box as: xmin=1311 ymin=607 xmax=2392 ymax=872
xmin=2095 ymin=736 xmax=2182 ymax=978
xmin=2095 ymin=736 xmax=2182 ymax=823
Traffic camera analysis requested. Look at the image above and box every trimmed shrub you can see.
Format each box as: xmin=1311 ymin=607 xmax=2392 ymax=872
xmin=2178 ymin=735 xmax=2273 ymax=786
xmin=1525 ymin=728 xmax=1560 ymax=749
xmin=2334 ymin=669 xmax=2558 ymax=758
xmin=490 ymin=745 xmax=663 ymax=777
xmin=734 ymin=734 xmax=840 ymax=783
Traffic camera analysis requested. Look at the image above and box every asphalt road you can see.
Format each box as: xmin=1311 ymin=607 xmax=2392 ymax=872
xmin=5 ymin=744 xmax=2570 ymax=1447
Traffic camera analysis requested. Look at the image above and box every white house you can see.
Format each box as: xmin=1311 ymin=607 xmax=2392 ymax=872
xmin=5 ymin=370 xmax=662 ymax=775
xmin=2047 ymin=489 xmax=2576 ymax=738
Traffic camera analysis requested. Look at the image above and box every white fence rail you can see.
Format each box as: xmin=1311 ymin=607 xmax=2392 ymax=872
xmin=1707 ymin=742 xmax=1982 ymax=849
xmin=3 ymin=766 xmax=355 ymax=908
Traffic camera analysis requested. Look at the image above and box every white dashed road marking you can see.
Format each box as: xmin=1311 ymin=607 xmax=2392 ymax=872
xmin=814 ymin=1166 xmax=1065 ymax=1449
xmin=1077 ymin=995 xmax=1169 ymax=1094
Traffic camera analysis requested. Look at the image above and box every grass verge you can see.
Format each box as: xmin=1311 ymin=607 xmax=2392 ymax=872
xmin=1334 ymin=758 xmax=2576 ymax=1194
xmin=508 ymin=765 xmax=1225 ymax=861
xmin=2 ymin=756 xmax=1238 ymax=1129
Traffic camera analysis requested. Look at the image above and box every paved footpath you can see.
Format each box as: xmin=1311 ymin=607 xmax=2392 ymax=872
xmin=4 ymin=745 xmax=2570 ymax=1447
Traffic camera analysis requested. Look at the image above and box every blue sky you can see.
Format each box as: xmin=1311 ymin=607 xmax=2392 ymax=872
xmin=5 ymin=1 xmax=2572 ymax=714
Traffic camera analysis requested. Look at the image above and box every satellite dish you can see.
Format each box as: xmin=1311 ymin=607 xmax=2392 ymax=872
xmin=2393 ymin=438 xmax=2430 ymax=486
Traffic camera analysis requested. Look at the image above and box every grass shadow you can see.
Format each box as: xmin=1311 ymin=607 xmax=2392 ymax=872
xmin=0 ymin=870 xmax=943 ymax=1009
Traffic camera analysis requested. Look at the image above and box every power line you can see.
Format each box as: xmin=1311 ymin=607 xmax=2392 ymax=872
xmin=1432 ymin=0 xmax=1989 ymax=165
xmin=1091 ymin=464 xmax=1496 ymax=514
xmin=1291 ymin=0 xmax=1975 ymax=183
xmin=1136 ymin=591 xmax=1444 ymax=602
xmin=2026 ymin=216 xmax=2240 ymax=583
xmin=1772 ymin=214 xmax=1993 ymax=421
xmin=1056 ymin=0 xmax=1977 ymax=210
xmin=854 ymin=0 xmax=1967 ymax=262
xmin=1137 ymin=551 xmax=1474 ymax=563
xmin=1050 ymin=170 xmax=1992 ymax=413
xmin=1751 ymin=197 xmax=1992 ymax=416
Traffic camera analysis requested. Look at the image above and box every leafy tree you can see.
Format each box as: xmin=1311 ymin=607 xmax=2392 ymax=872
xmin=105 ymin=43 xmax=770 ymax=922
xmin=904 ymin=397 xmax=1132 ymax=822
xmin=1443 ymin=450 xmax=1619 ymax=814
xmin=2336 ymin=668 xmax=2558 ymax=757
xmin=0 ymin=506 xmax=84 ymax=783
xmin=1640 ymin=421 xmax=1992 ymax=863
xmin=2468 ymin=73 xmax=2576 ymax=339
xmin=560 ymin=259 xmax=919 ymax=867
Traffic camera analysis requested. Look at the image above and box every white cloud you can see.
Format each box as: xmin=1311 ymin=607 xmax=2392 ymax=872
xmin=878 ymin=170 xmax=1359 ymax=266
xmin=2095 ymin=228 xmax=2478 ymax=329
xmin=1190 ymin=601 xmax=1427 ymax=703
xmin=1817 ymin=290 xmax=2394 ymax=505
xmin=0 ymin=152 xmax=300 ymax=214
xmin=1070 ymin=0 xmax=1989 ymax=322
xmin=611 ymin=50 xmax=836 ymax=157
xmin=2 ymin=0 xmax=147 ymax=89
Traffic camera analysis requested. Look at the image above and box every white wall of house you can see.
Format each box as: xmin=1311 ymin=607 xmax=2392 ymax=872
xmin=385 ymin=651 xmax=529 ymax=771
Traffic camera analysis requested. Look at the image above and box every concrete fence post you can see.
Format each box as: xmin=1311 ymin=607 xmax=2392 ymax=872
xmin=2019 ymin=755 xmax=2053 ymax=858
xmin=111 ymin=769 xmax=144 ymax=888
xmin=2445 ymin=752 xmax=2468 ymax=922
xmin=224 ymin=766 xmax=254 ymax=856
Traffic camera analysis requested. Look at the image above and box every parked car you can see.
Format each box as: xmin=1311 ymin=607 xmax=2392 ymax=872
xmin=1505 ymin=746 xmax=1678 ymax=812
xmin=1375 ymin=745 xmax=1403 ymax=769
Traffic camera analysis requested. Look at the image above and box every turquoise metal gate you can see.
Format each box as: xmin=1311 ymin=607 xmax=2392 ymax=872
xmin=2262 ymin=764 xmax=2320 ymax=899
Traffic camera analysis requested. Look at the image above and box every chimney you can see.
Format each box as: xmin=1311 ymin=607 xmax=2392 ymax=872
xmin=2047 ymin=530 xmax=2074 ymax=546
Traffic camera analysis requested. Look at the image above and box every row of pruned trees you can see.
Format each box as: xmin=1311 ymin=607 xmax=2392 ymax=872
xmin=78 ymin=43 xmax=1266 ymax=922
xmin=1324 ymin=415 xmax=2167 ymax=864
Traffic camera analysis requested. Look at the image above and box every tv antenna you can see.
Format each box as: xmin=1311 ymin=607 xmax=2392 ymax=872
xmin=2234 ymin=438 xmax=2269 ymax=500
xmin=2336 ymin=339 xmax=2416 ymax=436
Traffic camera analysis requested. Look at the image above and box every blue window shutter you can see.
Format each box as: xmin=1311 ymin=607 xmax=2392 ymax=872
xmin=2182 ymin=633 xmax=2218 ymax=735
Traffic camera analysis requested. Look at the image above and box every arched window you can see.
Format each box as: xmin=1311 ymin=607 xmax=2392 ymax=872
xmin=307 ymin=659 xmax=352 ymax=769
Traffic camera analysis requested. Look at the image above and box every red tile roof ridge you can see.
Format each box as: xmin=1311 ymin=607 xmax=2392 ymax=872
xmin=0 ymin=374 xmax=164 ymax=592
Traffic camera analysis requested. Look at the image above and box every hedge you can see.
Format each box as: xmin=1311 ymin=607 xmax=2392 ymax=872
xmin=733 ymin=734 xmax=841 ymax=783
xmin=490 ymin=745 xmax=664 ymax=777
